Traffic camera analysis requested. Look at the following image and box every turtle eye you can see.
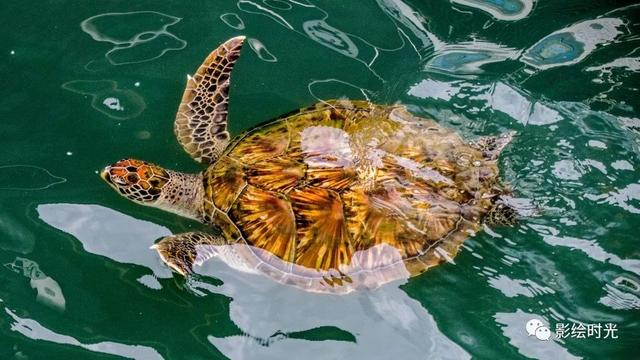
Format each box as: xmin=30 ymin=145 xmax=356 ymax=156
xmin=113 ymin=176 xmax=127 ymax=185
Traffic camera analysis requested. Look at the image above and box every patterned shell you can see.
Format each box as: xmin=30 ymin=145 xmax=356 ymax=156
xmin=200 ymin=100 xmax=501 ymax=294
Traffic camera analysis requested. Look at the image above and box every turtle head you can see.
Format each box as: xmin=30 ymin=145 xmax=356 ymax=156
xmin=101 ymin=159 xmax=169 ymax=203
xmin=100 ymin=159 xmax=204 ymax=220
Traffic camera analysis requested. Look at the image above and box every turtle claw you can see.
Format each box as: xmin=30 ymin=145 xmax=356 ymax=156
xmin=154 ymin=235 xmax=197 ymax=277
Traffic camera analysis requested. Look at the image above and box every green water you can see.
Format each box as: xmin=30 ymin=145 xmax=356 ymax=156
xmin=1 ymin=1 xmax=639 ymax=359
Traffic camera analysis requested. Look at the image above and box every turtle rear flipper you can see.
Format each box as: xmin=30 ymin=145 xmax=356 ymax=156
xmin=485 ymin=202 xmax=518 ymax=227
xmin=174 ymin=36 xmax=245 ymax=164
xmin=471 ymin=131 xmax=516 ymax=160
xmin=152 ymin=232 xmax=228 ymax=276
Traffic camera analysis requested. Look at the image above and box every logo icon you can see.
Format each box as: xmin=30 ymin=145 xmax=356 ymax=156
xmin=526 ymin=318 xmax=552 ymax=341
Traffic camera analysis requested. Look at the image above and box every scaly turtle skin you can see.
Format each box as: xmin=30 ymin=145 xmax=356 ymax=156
xmin=101 ymin=36 xmax=517 ymax=294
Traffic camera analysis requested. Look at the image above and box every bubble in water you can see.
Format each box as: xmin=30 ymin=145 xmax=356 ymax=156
xmin=136 ymin=130 xmax=152 ymax=140
xmin=102 ymin=97 xmax=123 ymax=111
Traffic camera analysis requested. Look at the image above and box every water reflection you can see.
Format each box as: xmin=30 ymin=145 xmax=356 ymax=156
xmin=521 ymin=18 xmax=624 ymax=70
xmin=36 ymin=203 xmax=469 ymax=357
xmin=408 ymin=78 xmax=562 ymax=125
xmin=37 ymin=203 xmax=172 ymax=279
xmin=4 ymin=257 xmax=66 ymax=312
xmin=195 ymin=258 xmax=471 ymax=359
xmin=4 ymin=307 xmax=163 ymax=359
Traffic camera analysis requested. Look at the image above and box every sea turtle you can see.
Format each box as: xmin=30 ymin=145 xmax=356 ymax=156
xmin=101 ymin=36 xmax=517 ymax=294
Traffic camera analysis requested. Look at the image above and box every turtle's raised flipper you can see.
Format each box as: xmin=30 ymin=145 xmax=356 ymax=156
xmin=175 ymin=36 xmax=245 ymax=164
xmin=485 ymin=202 xmax=518 ymax=227
xmin=152 ymin=232 xmax=228 ymax=276
xmin=471 ymin=131 xmax=516 ymax=160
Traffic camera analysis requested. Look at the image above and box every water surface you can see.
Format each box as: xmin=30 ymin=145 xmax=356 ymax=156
xmin=1 ymin=0 xmax=639 ymax=359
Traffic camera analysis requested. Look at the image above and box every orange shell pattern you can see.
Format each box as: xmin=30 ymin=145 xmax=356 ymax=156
xmin=201 ymin=100 xmax=502 ymax=293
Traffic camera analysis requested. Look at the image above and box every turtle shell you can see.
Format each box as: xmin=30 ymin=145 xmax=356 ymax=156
xmin=200 ymin=100 xmax=501 ymax=294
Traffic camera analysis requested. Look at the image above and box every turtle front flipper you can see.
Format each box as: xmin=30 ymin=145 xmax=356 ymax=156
xmin=174 ymin=36 xmax=245 ymax=164
xmin=152 ymin=232 xmax=229 ymax=276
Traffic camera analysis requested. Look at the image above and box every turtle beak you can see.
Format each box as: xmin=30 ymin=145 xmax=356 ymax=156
xmin=100 ymin=167 xmax=112 ymax=183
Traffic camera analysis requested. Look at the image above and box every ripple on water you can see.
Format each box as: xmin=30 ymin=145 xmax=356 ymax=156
xmin=80 ymin=11 xmax=186 ymax=65
xmin=376 ymin=0 xmax=440 ymax=52
xmin=494 ymin=310 xmax=579 ymax=359
xmin=302 ymin=19 xmax=359 ymax=58
xmin=62 ymin=80 xmax=146 ymax=120
xmin=584 ymin=183 xmax=640 ymax=215
xmin=220 ymin=12 xmax=246 ymax=30
xmin=521 ymin=18 xmax=624 ymax=70
xmin=0 ymin=165 xmax=67 ymax=191
xmin=264 ymin=0 xmax=293 ymax=10
xmin=451 ymin=0 xmax=534 ymax=21
xmin=0 ymin=214 xmax=35 ymax=253
xmin=425 ymin=41 xmax=519 ymax=77
xmin=599 ymin=276 xmax=640 ymax=310
xmin=237 ymin=0 xmax=397 ymax=80
xmin=247 ymin=38 xmax=278 ymax=62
